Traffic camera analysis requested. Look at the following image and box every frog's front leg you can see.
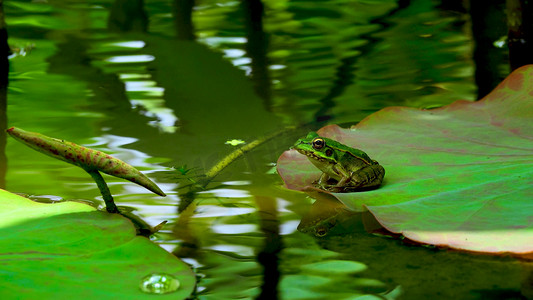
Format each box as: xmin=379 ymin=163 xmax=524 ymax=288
xmin=317 ymin=172 xmax=330 ymax=185
xmin=315 ymin=171 xmax=342 ymax=190
xmin=315 ymin=172 xmax=330 ymax=187
xmin=332 ymin=164 xmax=351 ymax=187
xmin=313 ymin=164 xmax=350 ymax=193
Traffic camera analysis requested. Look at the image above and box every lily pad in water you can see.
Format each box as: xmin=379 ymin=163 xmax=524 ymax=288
xmin=0 ymin=189 xmax=195 ymax=299
xmin=277 ymin=65 xmax=533 ymax=257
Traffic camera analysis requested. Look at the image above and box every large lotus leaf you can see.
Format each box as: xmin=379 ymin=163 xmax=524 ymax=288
xmin=277 ymin=65 xmax=533 ymax=256
xmin=0 ymin=189 xmax=195 ymax=299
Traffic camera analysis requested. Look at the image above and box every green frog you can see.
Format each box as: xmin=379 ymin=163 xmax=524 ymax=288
xmin=293 ymin=132 xmax=385 ymax=192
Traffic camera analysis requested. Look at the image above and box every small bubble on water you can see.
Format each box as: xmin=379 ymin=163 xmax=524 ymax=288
xmin=139 ymin=273 xmax=180 ymax=294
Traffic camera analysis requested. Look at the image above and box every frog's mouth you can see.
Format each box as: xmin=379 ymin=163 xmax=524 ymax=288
xmin=295 ymin=148 xmax=333 ymax=164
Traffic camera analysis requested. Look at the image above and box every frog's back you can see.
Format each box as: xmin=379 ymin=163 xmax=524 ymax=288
xmin=323 ymin=137 xmax=374 ymax=165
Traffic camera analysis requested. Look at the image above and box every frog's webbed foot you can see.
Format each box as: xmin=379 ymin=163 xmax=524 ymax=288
xmin=313 ymin=181 xmax=337 ymax=191
xmin=311 ymin=182 xmax=349 ymax=193
xmin=320 ymin=165 xmax=385 ymax=193
xmin=311 ymin=176 xmax=350 ymax=193
xmin=312 ymin=173 xmax=333 ymax=189
xmin=325 ymin=186 xmax=346 ymax=193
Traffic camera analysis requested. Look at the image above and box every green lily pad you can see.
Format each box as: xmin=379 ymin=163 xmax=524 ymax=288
xmin=0 ymin=189 xmax=195 ymax=299
xmin=277 ymin=65 xmax=533 ymax=257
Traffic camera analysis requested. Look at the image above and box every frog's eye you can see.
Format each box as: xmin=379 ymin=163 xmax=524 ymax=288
xmin=316 ymin=227 xmax=328 ymax=237
xmin=312 ymin=138 xmax=325 ymax=150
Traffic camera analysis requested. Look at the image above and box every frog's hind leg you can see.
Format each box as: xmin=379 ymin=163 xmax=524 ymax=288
xmin=350 ymin=164 xmax=385 ymax=189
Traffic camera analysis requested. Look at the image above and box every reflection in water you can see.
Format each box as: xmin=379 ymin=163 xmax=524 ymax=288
xmin=469 ymin=0 xmax=507 ymax=98
xmin=109 ymin=40 xmax=146 ymax=48
xmin=129 ymin=99 xmax=178 ymax=132
xmin=199 ymin=188 xmax=250 ymax=198
xmin=522 ymin=264 xmax=533 ymax=299
xmin=194 ymin=205 xmax=255 ymax=217
xmin=173 ymin=0 xmax=196 ymax=40
xmin=108 ymin=0 xmax=148 ymax=32
xmin=298 ymin=194 xmax=364 ymax=237
xmin=47 ymin=34 xmax=132 ymax=112
xmin=172 ymin=200 xmax=200 ymax=258
xmin=298 ymin=196 xmax=345 ymax=237
xmin=105 ymin=54 xmax=155 ymax=63
xmin=255 ymin=195 xmax=282 ymax=300
xmin=242 ymin=0 xmax=272 ymax=107
xmin=211 ymin=223 xmax=257 ymax=234
xmin=99 ymin=36 xmax=179 ymax=132
xmin=124 ymin=81 xmax=164 ymax=95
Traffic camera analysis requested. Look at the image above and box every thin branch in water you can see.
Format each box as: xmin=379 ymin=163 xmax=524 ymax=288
xmin=202 ymin=128 xmax=292 ymax=187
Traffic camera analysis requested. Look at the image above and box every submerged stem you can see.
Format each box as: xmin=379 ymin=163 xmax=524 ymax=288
xmin=87 ymin=170 xmax=118 ymax=213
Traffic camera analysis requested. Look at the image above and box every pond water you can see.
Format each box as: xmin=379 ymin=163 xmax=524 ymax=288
xmin=3 ymin=0 xmax=528 ymax=299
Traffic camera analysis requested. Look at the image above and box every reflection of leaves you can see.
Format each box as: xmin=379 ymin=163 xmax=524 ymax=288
xmin=280 ymin=247 xmax=397 ymax=299
xmin=277 ymin=65 xmax=533 ymax=257
xmin=175 ymin=164 xmax=193 ymax=176
xmin=194 ymin=252 xmax=261 ymax=299
xmin=0 ymin=190 xmax=195 ymax=299
xmin=301 ymin=260 xmax=367 ymax=275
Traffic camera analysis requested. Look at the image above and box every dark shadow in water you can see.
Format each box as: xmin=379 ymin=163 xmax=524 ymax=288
xmin=172 ymin=190 xmax=201 ymax=258
xmin=108 ymin=0 xmax=148 ymax=32
xmin=241 ymin=0 xmax=272 ymax=109
xmin=507 ymin=0 xmax=533 ymax=71
xmin=47 ymin=0 xmax=150 ymax=112
xmin=44 ymin=2 xmax=155 ymax=141
xmin=0 ymin=2 xmax=9 ymax=189
xmin=313 ymin=56 xmax=357 ymax=124
xmin=255 ymin=195 xmax=282 ymax=300
xmin=47 ymin=35 xmax=131 ymax=112
xmin=312 ymin=3 xmax=412 ymax=125
xmin=469 ymin=0 xmax=508 ymax=99
xmin=173 ymin=0 xmax=196 ymax=40
xmin=437 ymin=0 xmax=466 ymax=12
xmin=473 ymin=288 xmax=529 ymax=300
